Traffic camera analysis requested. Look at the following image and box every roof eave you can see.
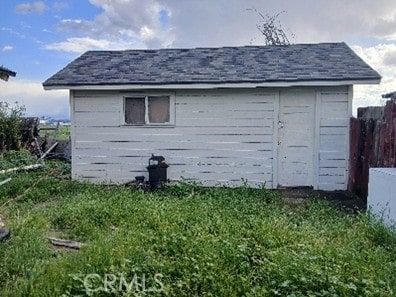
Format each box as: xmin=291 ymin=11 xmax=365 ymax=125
xmin=382 ymin=91 xmax=396 ymax=99
xmin=43 ymin=78 xmax=381 ymax=91
xmin=0 ymin=69 xmax=16 ymax=77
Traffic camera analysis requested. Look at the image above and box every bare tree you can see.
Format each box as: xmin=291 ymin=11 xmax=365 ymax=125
xmin=248 ymin=9 xmax=294 ymax=46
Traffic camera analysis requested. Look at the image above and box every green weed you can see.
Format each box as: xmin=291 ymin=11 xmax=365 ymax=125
xmin=0 ymin=167 xmax=395 ymax=296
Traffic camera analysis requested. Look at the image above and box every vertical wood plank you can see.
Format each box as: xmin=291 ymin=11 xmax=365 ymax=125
xmin=272 ymin=91 xmax=280 ymax=189
xmin=318 ymin=87 xmax=349 ymax=190
xmin=70 ymin=90 xmax=77 ymax=180
xmin=313 ymin=90 xmax=321 ymax=190
xmin=345 ymin=85 xmax=353 ymax=189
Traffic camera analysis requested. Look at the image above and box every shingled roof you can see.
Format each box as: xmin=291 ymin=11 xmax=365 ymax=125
xmin=43 ymin=42 xmax=381 ymax=89
xmin=382 ymin=91 xmax=396 ymax=99
xmin=0 ymin=66 xmax=16 ymax=81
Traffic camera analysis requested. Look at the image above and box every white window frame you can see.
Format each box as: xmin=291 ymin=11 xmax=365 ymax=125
xmin=122 ymin=93 xmax=175 ymax=126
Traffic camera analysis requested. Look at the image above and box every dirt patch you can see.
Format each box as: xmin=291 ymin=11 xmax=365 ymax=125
xmin=278 ymin=187 xmax=366 ymax=213
xmin=278 ymin=188 xmax=311 ymax=211
xmin=314 ymin=190 xmax=366 ymax=213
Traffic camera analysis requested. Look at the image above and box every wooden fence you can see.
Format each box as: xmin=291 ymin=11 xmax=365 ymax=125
xmin=349 ymin=99 xmax=396 ymax=199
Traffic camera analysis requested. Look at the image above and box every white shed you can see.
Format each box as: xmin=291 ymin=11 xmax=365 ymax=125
xmin=43 ymin=42 xmax=381 ymax=190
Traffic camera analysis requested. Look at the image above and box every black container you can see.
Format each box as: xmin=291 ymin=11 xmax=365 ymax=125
xmin=0 ymin=228 xmax=10 ymax=243
xmin=147 ymin=155 xmax=169 ymax=190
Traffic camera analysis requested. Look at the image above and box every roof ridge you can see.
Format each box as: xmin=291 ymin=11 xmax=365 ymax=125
xmin=84 ymin=42 xmax=347 ymax=54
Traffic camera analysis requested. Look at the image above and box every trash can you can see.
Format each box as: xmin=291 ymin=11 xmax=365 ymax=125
xmin=147 ymin=155 xmax=169 ymax=190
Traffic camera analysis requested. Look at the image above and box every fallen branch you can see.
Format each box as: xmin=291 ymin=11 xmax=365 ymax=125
xmin=33 ymin=137 xmax=43 ymax=159
xmin=0 ymin=164 xmax=43 ymax=175
xmin=38 ymin=142 xmax=58 ymax=161
xmin=0 ymin=178 xmax=12 ymax=186
xmin=48 ymin=237 xmax=86 ymax=250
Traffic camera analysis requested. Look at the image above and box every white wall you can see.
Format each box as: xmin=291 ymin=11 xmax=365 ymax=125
xmin=368 ymin=168 xmax=396 ymax=228
xmin=71 ymin=89 xmax=276 ymax=187
xmin=317 ymin=86 xmax=351 ymax=190
xmin=278 ymin=89 xmax=316 ymax=187
xmin=70 ymin=86 xmax=351 ymax=189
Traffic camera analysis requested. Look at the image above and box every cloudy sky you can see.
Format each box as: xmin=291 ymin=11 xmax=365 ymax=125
xmin=1 ymin=0 xmax=395 ymax=119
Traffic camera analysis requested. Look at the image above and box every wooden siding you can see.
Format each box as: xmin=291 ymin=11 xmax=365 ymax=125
xmin=71 ymin=86 xmax=351 ymax=190
xmin=317 ymin=86 xmax=350 ymax=190
xmin=277 ymin=90 xmax=316 ymax=187
xmin=72 ymin=89 xmax=276 ymax=187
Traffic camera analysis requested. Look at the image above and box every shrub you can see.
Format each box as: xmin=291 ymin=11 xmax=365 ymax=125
xmin=0 ymin=101 xmax=25 ymax=153
xmin=0 ymin=149 xmax=38 ymax=170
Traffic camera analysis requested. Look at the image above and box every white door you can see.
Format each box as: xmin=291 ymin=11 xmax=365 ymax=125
xmin=277 ymin=90 xmax=315 ymax=187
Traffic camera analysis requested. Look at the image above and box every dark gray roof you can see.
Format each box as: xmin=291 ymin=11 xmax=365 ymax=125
xmin=43 ymin=42 xmax=381 ymax=88
xmin=382 ymin=91 xmax=396 ymax=99
xmin=0 ymin=66 xmax=16 ymax=77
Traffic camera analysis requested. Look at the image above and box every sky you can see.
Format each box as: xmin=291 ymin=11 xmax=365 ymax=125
xmin=1 ymin=0 xmax=396 ymax=119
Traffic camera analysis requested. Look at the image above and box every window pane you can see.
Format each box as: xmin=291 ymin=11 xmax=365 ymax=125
xmin=125 ymin=97 xmax=145 ymax=124
xmin=148 ymin=96 xmax=170 ymax=123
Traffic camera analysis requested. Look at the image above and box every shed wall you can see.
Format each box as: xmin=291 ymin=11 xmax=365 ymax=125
xmin=317 ymin=87 xmax=351 ymax=190
xmin=71 ymin=86 xmax=351 ymax=189
xmin=72 ymin=89 xmax=276 ymax=187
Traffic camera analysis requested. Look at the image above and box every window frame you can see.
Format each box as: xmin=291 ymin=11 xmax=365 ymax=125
xmin=122 ymin=93 xmax=175 ymax=127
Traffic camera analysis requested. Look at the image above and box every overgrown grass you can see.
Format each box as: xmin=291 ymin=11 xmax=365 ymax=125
xmin=0 ymin=149 xmax=38 ymax=170
xmin=0 ymin=163 xmax=395 ymax=296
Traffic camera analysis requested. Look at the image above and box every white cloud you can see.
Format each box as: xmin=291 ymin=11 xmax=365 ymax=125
xmin=88 ymin=0 xmax=165 ymax=34
xmin=0 ymin=79 xmax=69 ymax=119
xmin=384 ymin=50 xmax=396 ymax=66
xmin=48 ymin=0 xmax=174 ymax=53
xmin=352 ymin=44 xmax=396 ymax=114
xmin=46 ymin=0 xmax=396 ymax=49
xmin=57 ymin=19 xmax=93 ymax=33
xmin=15 ymin=1 xmax=46 ymax=15
xmin=45 ymin=37 xmax=143 ymax=53
xmin=52 ymin=2 xmax=69 ymax=11
xmin=371 ymin=13 xmax=396 ymax=40
xmin=2 ymin=45 xmax=13 ymax=52
xmin=140 ymin=26 xmax=155 ymax=39
xmin=352 ymin=44 xmax=396 ymax=72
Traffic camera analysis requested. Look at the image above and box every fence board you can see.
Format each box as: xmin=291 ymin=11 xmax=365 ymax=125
xmin=348 ymin=99 xmax=396 ymax=199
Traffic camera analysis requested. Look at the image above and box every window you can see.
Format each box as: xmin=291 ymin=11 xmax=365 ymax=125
xmin=125 ymin=95 xmax=172 ymax=125
xmin=125 ymin=97 xmax=145 ymax=124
